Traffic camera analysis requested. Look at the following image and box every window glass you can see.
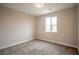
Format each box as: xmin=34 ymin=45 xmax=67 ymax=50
xmin=45 ymin=16 xmax=57 ymax=32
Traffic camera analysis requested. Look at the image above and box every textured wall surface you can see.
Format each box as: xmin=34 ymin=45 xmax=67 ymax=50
xmin=36 ymin=7 xmax=77 ymax=48
xmin=0 ymin=6 xmax=36 ymax=48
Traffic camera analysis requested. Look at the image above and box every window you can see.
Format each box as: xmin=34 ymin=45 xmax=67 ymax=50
xmin=45 ymin=16 xmax=57 ymax=32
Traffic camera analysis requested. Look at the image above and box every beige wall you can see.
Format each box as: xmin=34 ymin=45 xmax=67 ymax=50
xmin=36 ymin=7 xmax=77 ymax=48
xmin=0 ymin=6 xmax=36 ymax=49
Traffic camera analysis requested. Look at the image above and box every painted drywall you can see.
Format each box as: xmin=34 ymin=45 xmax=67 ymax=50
xmin=0 ymin=6 xmax=36 ymax=49
xmin=36 ymin=7 xmax=77 ymax=48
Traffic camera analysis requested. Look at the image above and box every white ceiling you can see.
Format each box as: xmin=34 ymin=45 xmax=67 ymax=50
xmin=0 ymin=3 xmax=77 ymax=16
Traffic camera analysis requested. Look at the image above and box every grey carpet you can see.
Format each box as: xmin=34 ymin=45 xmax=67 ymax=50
xmin=0 ymin=39 xmax=78 ymax=55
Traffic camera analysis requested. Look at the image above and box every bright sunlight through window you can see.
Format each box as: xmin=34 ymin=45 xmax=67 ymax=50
xmin=45 ymin=16 xmax=57 ymax=32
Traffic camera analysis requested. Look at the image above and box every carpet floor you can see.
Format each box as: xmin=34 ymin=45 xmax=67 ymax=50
xmin=0 ymin=39 xmax=78 ymax=55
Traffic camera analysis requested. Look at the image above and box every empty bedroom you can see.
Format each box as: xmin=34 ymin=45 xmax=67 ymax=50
xmin=0 ymin=3 xmax=79 ymax=55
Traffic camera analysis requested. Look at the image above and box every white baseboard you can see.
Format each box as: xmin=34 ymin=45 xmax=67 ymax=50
xmin=0 ymin=38 xmax=34 ymax=50
xmin=0 ymin=37 xmax=77 ymax=50
xmin=37 ymin=37 xmax=77 ymax=48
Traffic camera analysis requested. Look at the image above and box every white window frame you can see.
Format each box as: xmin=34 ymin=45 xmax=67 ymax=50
xmin=45 ymin=16 xmax=57 ymax=32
